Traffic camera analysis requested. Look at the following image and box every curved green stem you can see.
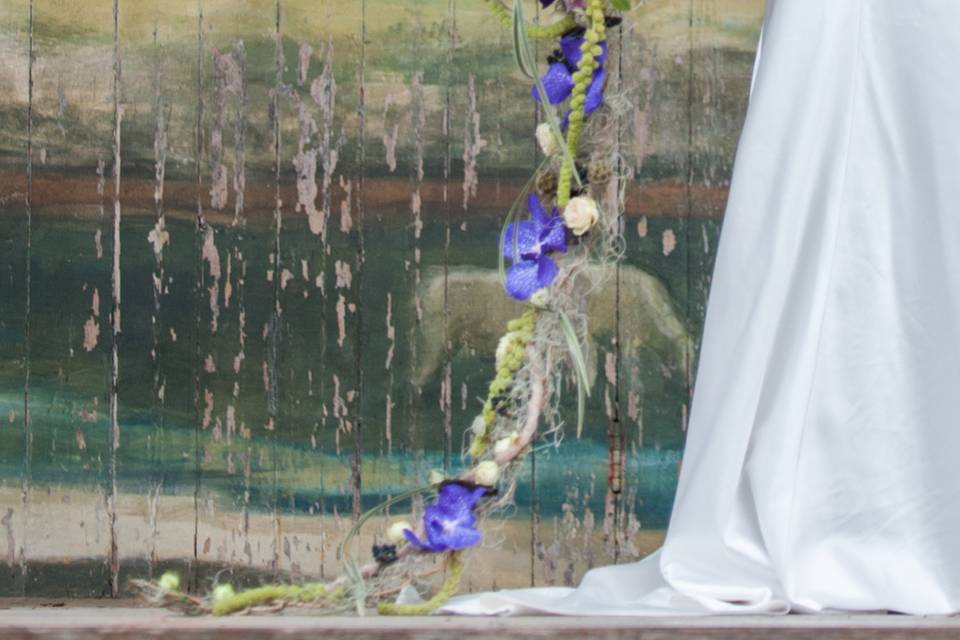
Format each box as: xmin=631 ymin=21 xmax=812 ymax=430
xmin=377 ymin=552 xmax=464 ymax=615
xmin=484 ymin=0 xmax=576 ymax=39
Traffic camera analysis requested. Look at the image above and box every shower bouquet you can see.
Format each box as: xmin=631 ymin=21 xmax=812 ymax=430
xmin=135 ymin=0 xmax=627 ymax=616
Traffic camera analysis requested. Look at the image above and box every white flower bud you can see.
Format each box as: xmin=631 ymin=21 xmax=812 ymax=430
xmin=387 ymin=520 xmax=414 ymax=545
xmin=158 ymin=572 xmax=181 ymax=592
xmin=493 ymin=431 xmax=520 ymax=457
xmin=428 ymin=468 xmax=446 ymax=485
xmin=562 ymin=196 xmax=600 ymax=236
xmin=529 ymin=288 xmax=551 ymax=309
xmin=470 ymin=415 xmax=487 ymax=438
xmin=474 ymin=460 xmax=501 ymax=486
xmin=536 ymin=123 xmax=560 ymax=157
xmin=212 ymin=583 xmax=236 ymax=603
xmin=495 ymin=331 xmax=518 ymax=370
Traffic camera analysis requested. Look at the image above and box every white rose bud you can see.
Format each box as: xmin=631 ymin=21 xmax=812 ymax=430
xmin=428 ymin=468 xmax=446 ymax=485
xmin=470 ymin=415 xmax=487 ymax=438
xmin=536 ymin=123 xmax=560 ymax=157
xmin=387 ymin=520 xmax=415 ymax=545
xmin=474 ymin=460 xmax=501 ymax=486
xmin=493 ymin=431 xmax=520 ymax=457
xmin=562 ymin=196 xmax=600 ymax=236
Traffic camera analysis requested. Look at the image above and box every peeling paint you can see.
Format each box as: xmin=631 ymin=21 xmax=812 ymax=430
xmin=662 ymin=228 xmax=676 ymax=256
xmin=338 ymin=177 xmax=352 ymax=234
xmin=384 ymin=292 xmax=394 ymax=369
xmin=311 ymin=37 xmax=340 ymax=245
xmin=381 ymin=94 xmax=398 ymax=173
xmin=210 ymin=47 xmax=243 ymax=211
xmin=202 ymin=226 xmax=222 ymax=332
xmin=83 ymin=288 xmax=100 ymax=352
xmin=297 ymin=42 xmax=312 ymax=86
xmin=461 ymin=74 xmax=486 ymax=210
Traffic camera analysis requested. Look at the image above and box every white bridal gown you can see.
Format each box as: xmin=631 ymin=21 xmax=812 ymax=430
xmin=440 ymin=0 xmax=960 ymax=616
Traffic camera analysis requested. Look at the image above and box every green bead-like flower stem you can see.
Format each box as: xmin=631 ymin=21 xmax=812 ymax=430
xmin=469 ymin=309 xmax=537 ymax=458
xmin=557 ymin=0 xmax=607 ymax=207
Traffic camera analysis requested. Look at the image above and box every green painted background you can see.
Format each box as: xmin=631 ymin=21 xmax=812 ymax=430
xmin=0 ymin=0 xmax=763 ymax=597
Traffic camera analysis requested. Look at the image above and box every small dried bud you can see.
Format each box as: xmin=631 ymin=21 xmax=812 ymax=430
xmin=535 ymin=169 xmax=559 ymax=199
xmin=587 ymin=161 xmax=613 ymax=190
xmin=474 ymin=460 xmax=501 ymax=486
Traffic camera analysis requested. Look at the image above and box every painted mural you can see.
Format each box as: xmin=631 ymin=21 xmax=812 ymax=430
xmin=0 ymin=0 xmax=763 ymax=596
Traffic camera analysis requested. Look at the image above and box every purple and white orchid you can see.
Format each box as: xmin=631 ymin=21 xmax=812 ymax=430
xmin=402 ymin=483 xmax=487 ymax=553
xmin=502 ymin=193 xmax=568 ymax=301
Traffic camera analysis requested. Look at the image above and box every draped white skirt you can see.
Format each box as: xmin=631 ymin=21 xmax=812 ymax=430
xmin=440 ymin=0 xmax=960 ymax=616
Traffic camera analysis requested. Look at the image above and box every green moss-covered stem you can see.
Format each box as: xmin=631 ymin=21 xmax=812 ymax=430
xmin=469 ymin=309 xmax=537 ymax=458
xmin=211 ymin=582 xmax=345 ymax=616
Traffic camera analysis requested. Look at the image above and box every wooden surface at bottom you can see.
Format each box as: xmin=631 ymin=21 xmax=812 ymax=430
xmin=0 ymin=603 xmax=958 ymax=640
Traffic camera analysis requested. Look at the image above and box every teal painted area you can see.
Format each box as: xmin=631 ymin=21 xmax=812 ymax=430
xmin=0 ymin=209 xmax=718 ymax=529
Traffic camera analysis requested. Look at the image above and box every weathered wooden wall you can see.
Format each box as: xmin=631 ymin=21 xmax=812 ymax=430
xmin=0 ymin=0 xmax=763 ymax=597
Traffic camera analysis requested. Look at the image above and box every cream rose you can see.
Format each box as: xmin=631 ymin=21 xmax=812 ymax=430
xmin=563 ymin=196 xmax=600 ymax=236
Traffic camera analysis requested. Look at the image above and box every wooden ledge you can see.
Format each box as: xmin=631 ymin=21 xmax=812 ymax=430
xmin=0 ymin=603 xmax=957 ymax=640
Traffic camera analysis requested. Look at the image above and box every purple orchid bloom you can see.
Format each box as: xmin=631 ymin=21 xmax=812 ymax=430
xmin=502 ymin=193 xmax=567 ymax=301
xmin=403 ymin=483 xmax=487 ymax=553
xmin=532 ymin=35 xmax=608 ymax=125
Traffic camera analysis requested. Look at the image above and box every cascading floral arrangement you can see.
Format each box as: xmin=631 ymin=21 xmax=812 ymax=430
xmin=134 ymin=0 xmax=629 ymax=616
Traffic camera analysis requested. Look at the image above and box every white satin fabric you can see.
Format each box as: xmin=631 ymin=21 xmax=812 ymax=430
xmin=441 ymin=0 xmax=960 ymax=616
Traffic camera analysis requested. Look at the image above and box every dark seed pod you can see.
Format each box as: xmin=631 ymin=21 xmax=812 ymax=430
xmin=536 ymin=169 xmax=559 ymax=199
xmin=588 ymin=161 xmax=614 ymax=190
xmin=372 ymin=544 xmax=399 ymax=565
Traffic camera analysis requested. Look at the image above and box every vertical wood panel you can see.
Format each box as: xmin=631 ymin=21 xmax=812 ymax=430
xmin=0 ymin=0 xmax=30 ymax=598
xmin=24 ymin=0 xmax=116 ymax=597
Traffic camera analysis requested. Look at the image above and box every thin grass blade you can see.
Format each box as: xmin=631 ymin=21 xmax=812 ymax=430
xmin=558 ymin=309 xmax=592 ymax=399
xmin=512 ymin=0 xmax=582 ymax=190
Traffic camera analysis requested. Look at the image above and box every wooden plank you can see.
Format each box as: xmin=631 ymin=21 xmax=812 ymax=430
xmin=0 ymin=0 xmax=30 ymax=599
xmin=110 ymin=0 xmax=199 ymax=587
xmin=187 ymin=0 xmax=290 ymax=588
xmin=21 ymin=0 xmax=118 ymax=597
xmin=0 ymin=608 xmax=958 ymax=640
